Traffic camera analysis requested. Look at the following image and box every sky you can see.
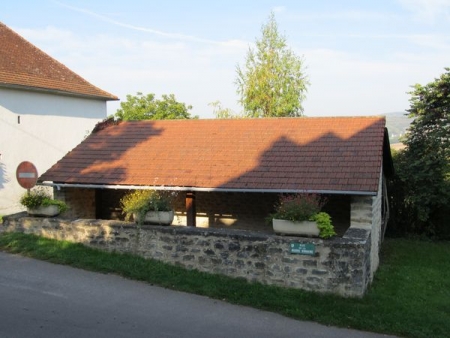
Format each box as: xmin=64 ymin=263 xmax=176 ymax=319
xmin=2 ymin=0 xmax=450 ymax=118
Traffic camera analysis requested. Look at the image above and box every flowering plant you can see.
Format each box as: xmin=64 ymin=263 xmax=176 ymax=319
xmin=270 ymin=193 xmax=336 ymax=239
xmin=271 ymin=194 xmax=326 ymax=222
xmin=120 ymin=190 xmax=173 ymax=224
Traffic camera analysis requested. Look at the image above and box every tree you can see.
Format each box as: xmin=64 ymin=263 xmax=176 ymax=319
xmin=208 ymin=100 xmax=242 ymax=119
xmin=114 ymin=92 xmax=194 ymax=121
xmin=235 ymin=12 xmax=309 ymax=118
xmin=390 ymin=68 xmax=450 ymax=238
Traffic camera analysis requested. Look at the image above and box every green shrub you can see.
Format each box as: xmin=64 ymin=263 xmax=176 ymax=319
xmin=311 ymin=212 xmax=336 ymax=239
xmin=387 ymin=149 xmax=450 ymax=239
xmin=120 ymin=190 xmax=173 ymax=223
xmin=19 ymin=187 xmax=68 ymax=213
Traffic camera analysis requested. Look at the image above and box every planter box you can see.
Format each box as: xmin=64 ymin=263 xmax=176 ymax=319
xmin=272 ymin=219 xmax=320 ymax=237
xmin=27 ymin=205 xmax=60 ymax=217
xmin=135 ymin=211 xmax=174 ymax=225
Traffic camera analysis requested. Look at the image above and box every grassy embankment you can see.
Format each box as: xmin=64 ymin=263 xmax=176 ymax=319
xmin=0 ymin=232 xmax=448 ymax=338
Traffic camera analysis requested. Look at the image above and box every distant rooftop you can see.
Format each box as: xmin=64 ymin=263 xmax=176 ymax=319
xmin=0 ymin=21 xmax=118 ymax=101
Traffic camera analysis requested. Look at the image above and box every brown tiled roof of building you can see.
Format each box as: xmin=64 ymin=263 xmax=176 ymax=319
xmin=39 ymin=117 xmax=391 ymax=195
xmin=0 ymin=22 xmax=118 ymax=100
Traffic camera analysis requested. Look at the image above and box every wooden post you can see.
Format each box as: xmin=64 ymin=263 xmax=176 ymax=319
xmin=186 ymin=191 xmax=196 ymax=227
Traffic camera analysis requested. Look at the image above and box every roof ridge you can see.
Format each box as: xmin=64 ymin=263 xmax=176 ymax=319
xmin=116 ymin=116 xmax=386 ymax=123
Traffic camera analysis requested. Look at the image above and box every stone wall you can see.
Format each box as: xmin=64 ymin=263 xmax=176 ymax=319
xmin=2 ymin=212 xmax=373 ymax=297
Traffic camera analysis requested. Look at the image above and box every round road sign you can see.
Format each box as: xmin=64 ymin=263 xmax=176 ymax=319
xmin=16 ymin=161 xmax=38 ymax=189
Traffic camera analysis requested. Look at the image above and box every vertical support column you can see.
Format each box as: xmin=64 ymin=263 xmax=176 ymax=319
xmin=350 ymin=196 xmax=373 ymax=230
xmin=186 ymin=191 xmax=196 ymax=227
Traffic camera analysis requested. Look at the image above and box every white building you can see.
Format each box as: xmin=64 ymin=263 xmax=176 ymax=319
xmin=0 ymin=22 xmax=118 ymax=214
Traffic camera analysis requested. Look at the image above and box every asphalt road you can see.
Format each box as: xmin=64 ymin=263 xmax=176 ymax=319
xmin=0 ymin=252 xmax=397 ymax=338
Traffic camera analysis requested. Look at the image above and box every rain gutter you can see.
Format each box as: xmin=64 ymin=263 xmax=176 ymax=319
xmin=39 ymin=182 xmax=376 ymax=196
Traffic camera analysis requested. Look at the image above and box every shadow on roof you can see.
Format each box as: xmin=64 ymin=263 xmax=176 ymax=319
xmin=39 ymin=121 xmax=163 ymax=185
xmin=218 ymin=126 xmax=385 ymax=194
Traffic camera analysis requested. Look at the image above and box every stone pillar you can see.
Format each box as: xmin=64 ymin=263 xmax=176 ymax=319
xmin=350 ymin=187 xmax=383 ymax=282
xmin=350 ymin=196 xmax=373 ymax=230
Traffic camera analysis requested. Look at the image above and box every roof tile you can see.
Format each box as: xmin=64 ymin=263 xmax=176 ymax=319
xmin=39 ymin=117 xmax=388 ymax=194
xmin=0 ymin=22 xmax=117 ymax=100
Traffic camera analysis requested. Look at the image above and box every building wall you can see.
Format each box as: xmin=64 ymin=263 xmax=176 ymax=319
xmin=0 ymin=88 xmax=107 ymax=214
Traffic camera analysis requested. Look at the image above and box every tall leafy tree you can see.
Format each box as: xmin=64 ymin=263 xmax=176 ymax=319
xmin=114 ymin=92 xmax=194 ymax=121
xmin=236 ymin=12 xmax=309 ymax=118
xmin=392 ymin=68 xmax=450 ymax=237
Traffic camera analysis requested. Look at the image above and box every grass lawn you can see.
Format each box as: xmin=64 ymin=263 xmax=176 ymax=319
xmin=0 ymin=232 xmax=448 ymax=338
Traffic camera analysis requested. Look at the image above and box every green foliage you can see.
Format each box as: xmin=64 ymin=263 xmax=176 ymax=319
xmin=270 ymin=194 xmax=325 ymax=222
xmin=236 ymin=12 xmax=309 ymax=118
xmin=114 ymin=92 xmax=195 ymax=121
xmin=120 ymin=190 xmax=173 ymax=223
xmin=311 ymin=212 xmax=336 ymax=239
xmin=2 ymin=233 xmax=449 ymax=338
xmin=269 ymin=194 xmax=335 ymax=239
xmin=387 ymin=150 xmax=416 ymax=237
xmin=208 ymin=101 xmax=243 ymax=119
xmin=92 ymin=116 xmax=120 ymax=133
xmin=19 ymin=187 xmax=68 ymax=213
xmin=388 ymin=68 xmax=450 ymax=239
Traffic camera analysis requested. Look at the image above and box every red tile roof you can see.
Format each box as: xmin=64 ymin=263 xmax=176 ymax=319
xmin=0 ymin=22 xmax=118 ymax=100
xmin=39 ymin=117 xmax=389 ymax=194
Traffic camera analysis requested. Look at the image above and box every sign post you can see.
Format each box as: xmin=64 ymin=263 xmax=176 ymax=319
xmin=16 ymin=161 xmax=38 ymax=192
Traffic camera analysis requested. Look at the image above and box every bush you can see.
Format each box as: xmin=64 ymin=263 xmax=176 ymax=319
xmin=311 ymin=212 xmax=335 ymax=239
xmin=387 ymin=150 xmax=450 ymax=239
xmin=19 ymin=187 xmax=68 ymax=213
xmin=388 ymin=69 xmax=450 ymax=240
xmin=120 ymin=190 xmax=173 ymax=223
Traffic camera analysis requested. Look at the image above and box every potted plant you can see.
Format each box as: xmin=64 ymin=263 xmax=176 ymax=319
xmin=19 ymin=187 xmax=68 ymax=217
xmin=120 ymin=190 xmax=174 ymax=225
xmin=269 ymin=194 xmax=336 ymax=239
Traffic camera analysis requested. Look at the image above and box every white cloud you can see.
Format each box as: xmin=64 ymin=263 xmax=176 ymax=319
xmin=18 ymin=23 xmax=246 ymax=118
xmin=272 ymin=6 xmax=286 ymax=13
xmin=54 ymin=0 xmax=250 ymax=48
xmin=15 ymin=2 xmax=450 ymax=120
xmin=289 ymin=10 xmax=399 ymax=22
xmin=406 ymin=34 xmax=450 ymax=50
xmin=398 ymin=0 xmax=450 ymax=21
xmin=301 ymin=48 xmax=447 ymax=116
